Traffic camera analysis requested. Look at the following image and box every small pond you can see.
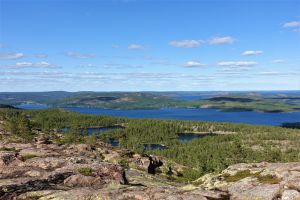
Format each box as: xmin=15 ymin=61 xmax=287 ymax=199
xmin=143 ymin=144 xmax=168 ymax=151
xmin=61 ymin=125 xmax=124 ymax=135
xmin=177 ymin=133 xmax=214 ymax=142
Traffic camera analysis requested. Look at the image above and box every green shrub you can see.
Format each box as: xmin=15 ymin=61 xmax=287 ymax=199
xmin=77 ymin=167 xmax=93 ymax=176
xmin=118 ymin=159 xmax=130 ymax=169
xmin=175 ymin=168 xmax=203 ymax=183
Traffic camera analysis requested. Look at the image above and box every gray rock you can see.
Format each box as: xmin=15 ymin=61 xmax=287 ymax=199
xmin=282 ymin=189 xmax=300 ymax=200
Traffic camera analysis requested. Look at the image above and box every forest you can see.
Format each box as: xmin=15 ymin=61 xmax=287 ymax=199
xmin=1 ymin=107 xmax=300 ymax=179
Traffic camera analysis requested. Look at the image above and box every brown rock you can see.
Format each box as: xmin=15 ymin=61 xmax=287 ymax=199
xmin=64 ymin=174 xmax=103 ymax=188
xmin=93 ymin=162 xmax=127 ymax=184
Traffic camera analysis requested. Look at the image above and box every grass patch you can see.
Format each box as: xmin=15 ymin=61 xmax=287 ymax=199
xmin=77 ymin=167 xmax=93 ymax=176
xmin=22 ymin=154 xmax=38 ymax=161
xmin=174 ymin=168 xmax=203 ymax=183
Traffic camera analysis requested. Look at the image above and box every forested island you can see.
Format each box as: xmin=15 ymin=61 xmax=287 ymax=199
xmin=0 ymin=91 xmax=300 ymax=112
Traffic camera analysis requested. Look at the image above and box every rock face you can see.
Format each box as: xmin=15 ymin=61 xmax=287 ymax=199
xmin=1 ymin=136 xmax=300 ymax=199
xmin=0 ymin=142 xmax=127 ymax=200
xmin=199 ymin=162 xmax=300 ymax=200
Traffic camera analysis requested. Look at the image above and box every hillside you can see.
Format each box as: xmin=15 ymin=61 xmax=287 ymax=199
xmin=0 ymin=91 xmax=299 ymax=112
xmin=1 ymin=108 xmax=300 ymax=199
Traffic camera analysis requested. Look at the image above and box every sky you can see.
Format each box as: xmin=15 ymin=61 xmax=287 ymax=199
xmin=0 ymin=0 xmax=299 ymax=92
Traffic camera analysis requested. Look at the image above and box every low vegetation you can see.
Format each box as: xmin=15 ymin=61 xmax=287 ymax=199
xmin=76 ymin=167 xmax=94 ymax=176
xmin=22 ymin=154 xmax=38 ymax=161
xmin=223 ymin=170 xmax=281 ymax=184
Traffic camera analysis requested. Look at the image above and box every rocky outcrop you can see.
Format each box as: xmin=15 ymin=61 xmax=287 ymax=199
xmin=1 ymin=137 xmax=300 ymax=199
xmin=199 ymin=162 xmax=300 ymax=200
xmin=0 ymin=142 xmax=127 ymax=200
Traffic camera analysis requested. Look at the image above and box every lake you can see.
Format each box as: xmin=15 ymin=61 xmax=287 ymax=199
xmin=61 ymin=125 xmax=124 ymax=134
xmin=17 ymin=104 xmax=300 ymax=126
xmin=143 ymin=144 xmax=168 ymax=151
xmin=177 ymin=133 xmax=213 ymax=142
xmin=105 ymin=133 xmax=215 ymax=149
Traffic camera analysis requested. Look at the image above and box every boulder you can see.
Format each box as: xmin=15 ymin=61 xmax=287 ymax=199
xmin=286 ymin=176 xmax=300 ymax=191
xmin=282 ymin=189 xmax=300 ymax=200
xmin=229 ymin=183 xmax=281 ymax=200
xmin=93 ymin=162 xmax=127 ymax=184
xmin=64 ymin=174 xmax=103 ymax=188
xmin=0 ymin=152 xmax=20 ymax=167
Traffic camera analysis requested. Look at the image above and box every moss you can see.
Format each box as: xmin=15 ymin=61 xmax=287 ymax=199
xmin=0 ymin=147 xmax=16 ymax=152
xmin=223 ymin=170 xmax=253 ymax=182
xmin=22 ymin=154 xmax=38 ymax=161
xmin=77 ymin=167 xmax=93 ymax=176
xmin=192 ymin=179 xmax=204 ymax=186
xmin=255 ymin=174 xmax=281 ymax=184
xmin=224 ymin=170 xmax=281 ymax=184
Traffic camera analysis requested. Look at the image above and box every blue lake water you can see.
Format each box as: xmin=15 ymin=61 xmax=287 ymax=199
xmin=177 ymin=133 xmax=212 ymax=142
xmin=63 ymin=107 xmax=300 ymax=126
xmin=61 ymin=126 xmax=124 ymax=134
xmin=17 ymin=104 xmax=300 ymax=126
xmin=143 ymin=144 xmax=168 ymax=150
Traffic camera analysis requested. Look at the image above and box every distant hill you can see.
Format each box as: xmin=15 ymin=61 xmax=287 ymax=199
xmin=0 ymin=91 xmax=299 ymax=112
xmin=0 ymin=91 xmax=73 ymax=105
xmin=208 ymin=97 xmax=255 ymax=102
xmin=0 ymin=104 xmax=18 ymax=109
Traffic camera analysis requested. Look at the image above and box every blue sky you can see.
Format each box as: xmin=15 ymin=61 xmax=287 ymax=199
xmin=0 ymin=0 xmax=299 ymax=91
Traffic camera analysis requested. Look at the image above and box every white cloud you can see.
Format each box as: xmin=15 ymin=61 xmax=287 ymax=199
xmin=258 ymin=71 xmax=280 ymax=75
xmin=283 ymin=21 xmax=300 ymax=28
xmin=0 ymin=52 xmax=24 ymax=60
xmin=2 ymin=61 xmax=58 ymax=69
xmin=184 ymin=61 xmax=207 ymax=67
xmin=209 ymin=36 xmax=234 ymax=45
xmin=169 ymin=40 xmax=204 ymax=48
xmin=35 ymin=61 xmax=56 ymax=68
xmin=128 ymin=44 xmax=144 ymax=49
xmin=79 ymin=64 xmax=97 ymax=67
xmin=66 ymin=52 xmax=96 ymax=59
xmin=272 ymin=59 xmax=285 ymax=63
xmin=217 ymin=61 xmax=257 ymax=67
xmin=15 ymin=62 xmax=34 ymax=67
xmin=242 ymin=50 xmax=263 ymax=56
